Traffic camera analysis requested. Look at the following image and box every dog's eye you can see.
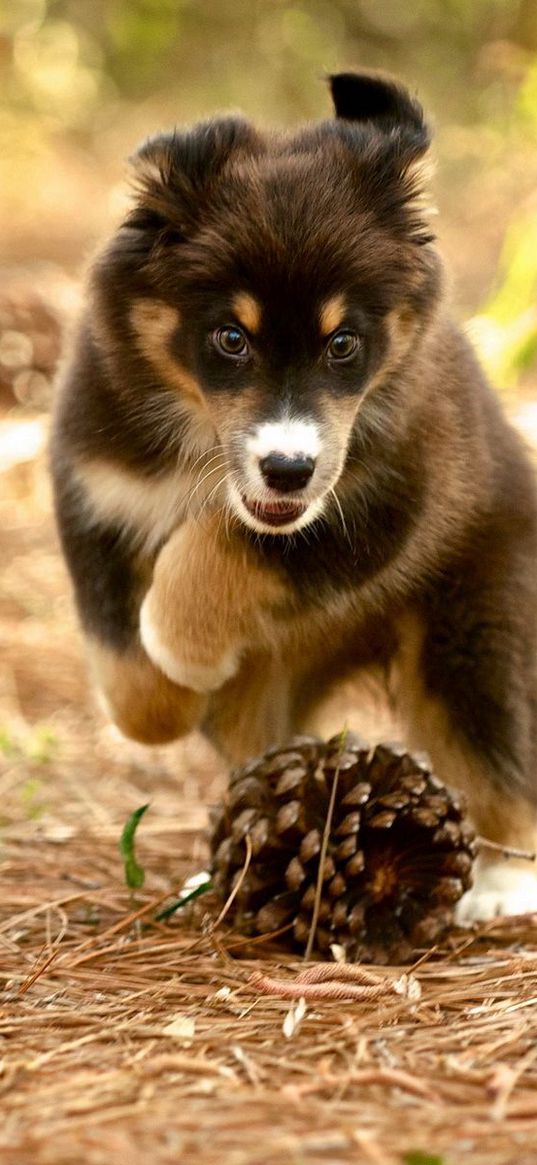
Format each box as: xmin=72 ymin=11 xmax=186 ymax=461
xmin=214 ymin=326 xmax=249 ymax=358
xmin=326 ymin=330 xmax=359 ymax=362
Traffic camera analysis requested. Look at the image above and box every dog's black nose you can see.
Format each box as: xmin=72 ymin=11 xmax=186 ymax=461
xmin=260 ymin=453 xmax=315 ymax=493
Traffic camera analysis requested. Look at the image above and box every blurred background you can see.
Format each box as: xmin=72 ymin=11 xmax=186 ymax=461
xmin=1 ymin=0 xmax=537 ymax=827
xmin=2 ymin=0 xmax=537 ymax=400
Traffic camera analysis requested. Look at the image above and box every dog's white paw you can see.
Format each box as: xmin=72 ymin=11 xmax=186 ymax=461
xmin=455 ymin=860 xmax=537 ymax=924
xmin=160 ymin=653 xmax=239 ymax=693
xmin=139 ymin=598 xmax=239 ymax=693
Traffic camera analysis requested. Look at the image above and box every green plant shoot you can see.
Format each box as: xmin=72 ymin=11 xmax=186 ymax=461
xmin=119 ymin=803 xmax=150 ymax=890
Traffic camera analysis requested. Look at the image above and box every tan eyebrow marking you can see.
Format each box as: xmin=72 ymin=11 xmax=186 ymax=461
xmin=319 ymin=294 xmax=347 ymax=337
xmin=232 ymin=292 xmax=262 ymax=334
xmin=130 ymin=298 xmax=205 ymax=407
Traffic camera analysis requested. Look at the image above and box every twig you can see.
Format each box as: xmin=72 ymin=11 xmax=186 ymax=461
xmin=248 ymin=970 xmax=389 ymax=1002
xmin=284 ymin=1066 xmax=438 ymax=1101
xmin=218 ymin=922 xmax=295 ymax=953
xmin=305 ymin=727 xmax=347 ymax=960
xmin=295 ymin=962 xmax=384 ymax=987
xmin=213 ymin=833 xmax=253 ymax=930
xmin=67 ymin=894 xmax=172 ymax=966
xmin=487 ymin=1045 xmax=537 ymax=1121
xmin=18 ymin=947 xmax=64 ymax=995
xmin=350 ymin=1129 xmax=387 ymax=1164
xmin=477 ymin=837 xmax=536 ymax=862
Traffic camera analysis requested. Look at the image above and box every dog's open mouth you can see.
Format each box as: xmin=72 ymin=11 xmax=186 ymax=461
xmin=242 ymin=497 xmax=307 ymax=528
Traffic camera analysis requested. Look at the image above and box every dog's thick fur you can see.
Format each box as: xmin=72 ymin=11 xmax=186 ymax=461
xmin=51 ymin=72 xmax=537 ymax=920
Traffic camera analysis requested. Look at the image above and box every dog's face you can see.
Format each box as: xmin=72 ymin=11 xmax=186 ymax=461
xmin=93 ymin=73 xmax=441 ymax=536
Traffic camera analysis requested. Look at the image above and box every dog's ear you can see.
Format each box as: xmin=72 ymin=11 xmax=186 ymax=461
xmin=329 ymin=72 xmax=425 ymax=137
xmin=329 ymin=72 xmax=434 ymax=244
xmin=128 ymin=117 xmax=261 ymax=236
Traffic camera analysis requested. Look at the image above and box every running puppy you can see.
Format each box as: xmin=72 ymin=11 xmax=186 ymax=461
xmin=51 ymin=72 xmax=537 ymax=921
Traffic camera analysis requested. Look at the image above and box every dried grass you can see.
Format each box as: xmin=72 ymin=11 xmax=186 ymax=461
xmin=2 ymin=405 xmax=537 ymax=1165
xmin=3 ymin=826 xmax=537 ymax=1165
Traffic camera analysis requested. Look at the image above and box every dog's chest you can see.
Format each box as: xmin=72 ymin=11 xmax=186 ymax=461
xmin=75 ymin=459 xmax=225 ymax=554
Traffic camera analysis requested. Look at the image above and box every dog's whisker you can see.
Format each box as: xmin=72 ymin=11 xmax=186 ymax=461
xmin=188 ymin=463 xmax=229 ymax=505
xmin=189 ymin=450 xmax=228 ymax=483
xmin=197 ymin=469 xmax=236 ymax=522
xmin=329 ymin=486 xmax=353 ymax=548
xmin=188 ymin=444 xmax=224 ymax=474
xmin=186 ymin=456 xmax=230 ymax=509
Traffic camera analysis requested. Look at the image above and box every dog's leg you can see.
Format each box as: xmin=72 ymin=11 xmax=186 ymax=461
xmin=55 ymin=462 xmax=285 ymax=743
xmin=88 ymin=640 xmax=206 ymax=745
xmin=53 ymin=469 xmax=210 ymax=744
xmin=393 ymin=608 xmax=537 ymax=921
xmin=140 ymin=512 xmax=286 ymax=694
xmin=202 ymin=647 xmax=293 ymax=764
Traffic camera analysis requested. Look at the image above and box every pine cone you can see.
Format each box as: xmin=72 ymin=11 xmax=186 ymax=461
xmin=210 ymin=733 xmax=476 ymax=963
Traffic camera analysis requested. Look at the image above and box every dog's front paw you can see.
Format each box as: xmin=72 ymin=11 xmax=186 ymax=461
xmin=455 ymin=859 xmax=537 ymax=924
xmin=139 ymin=595 xmax=240 ymax=693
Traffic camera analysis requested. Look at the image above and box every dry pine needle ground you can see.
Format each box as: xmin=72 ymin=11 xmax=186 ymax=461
xmin=2 ymin=374 xmax=537 ymax=1165
xmin=3 ymin=830 xmax=537 ymax=1165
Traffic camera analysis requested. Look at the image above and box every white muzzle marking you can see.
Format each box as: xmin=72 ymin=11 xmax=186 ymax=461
xmin=228 ymin=416 xmax=331 ymax=534
xmin=246 ymin=418 xmax=321 ymax=465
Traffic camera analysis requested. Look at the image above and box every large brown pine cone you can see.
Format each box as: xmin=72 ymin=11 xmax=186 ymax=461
xmin=210 ymin=732 xmax=476 ymax=963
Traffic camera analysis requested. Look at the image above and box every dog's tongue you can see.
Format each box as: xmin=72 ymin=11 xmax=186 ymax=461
xmin=258 ymin=500 xmax=298 ymax=516
xmin=243 ymin=497 xmax=306 ymax=527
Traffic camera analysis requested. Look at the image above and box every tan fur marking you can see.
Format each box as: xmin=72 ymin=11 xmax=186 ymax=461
xmin=74 ymin=459 xmax=196 ymax=552
xmin=391 ymin=611 xmax=537 ymax=850
xmin=88 ymin=640 xmax=206 ymax=745
xmin=232 ymin=292 xmax=262 ymax=334
xmin=313 ymin=306 xmax=418 ymax=508
xmin=322 ymin=394 xmax=361 ymax=470
xmin=404 ymin=155 xmax=438 ymax=221
xmin=357 ymin=306 xmax=420 ymax=407
xmin=130 ymin=298 xmax=206 ymax=407
xmin=206 ymin=385 xmax=260 ymax=443
xmin=140 ymin=511 xmax=288 ymax=703
xmin=319 ymin=294 xmax=347 ymax=336
xmin=205 ymin=647 xmax=293 ymax=764
xmin=205 ymin=593 xmax=393 ymax=763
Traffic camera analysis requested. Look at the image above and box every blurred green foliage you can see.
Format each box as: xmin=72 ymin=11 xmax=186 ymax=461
xmin=470 ymin=209 xmax=537 ymax=387
xmin=3 ymin=0 xmax=537 ymax=128
xmin=0 ymin=721 xmax=58 ymax=763
xmin=1 ymin=0 xmax=536 ymax=386
xmin=0 ymin=722 xmax=58 ymax=820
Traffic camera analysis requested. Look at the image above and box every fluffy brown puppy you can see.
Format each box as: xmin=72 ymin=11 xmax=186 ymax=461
xmin=51 ymin=72 xmax=537 ymax=921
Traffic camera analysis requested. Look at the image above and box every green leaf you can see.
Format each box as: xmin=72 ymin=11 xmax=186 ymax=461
xmin=119 ymin=803 xmax=150 ymax=890
xmin=404 ymin=1152 xmax=445 ymax=1165
xmin=155 ymin=879 xmax=213 ymax=921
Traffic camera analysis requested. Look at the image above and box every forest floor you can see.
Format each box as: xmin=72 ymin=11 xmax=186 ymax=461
xmin=2 ymin=274 xmax=537 ymax=1165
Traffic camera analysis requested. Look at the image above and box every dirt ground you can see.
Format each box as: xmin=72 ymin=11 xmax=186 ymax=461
xmin=2 ymin=315 xmax=537 ymax=1164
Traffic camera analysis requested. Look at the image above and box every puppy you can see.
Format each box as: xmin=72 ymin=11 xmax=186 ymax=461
xmin=51 ymin=72 xmax=537 ymax=921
